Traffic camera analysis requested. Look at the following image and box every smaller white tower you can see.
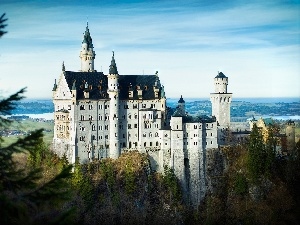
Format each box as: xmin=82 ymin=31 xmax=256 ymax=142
xmin=79 ymin=22 xmax=96 ymax=72
xmin=210 ymin=72 xmax=232 ymax=128
xmin=107 ymin=51 xmax=120 ymax=159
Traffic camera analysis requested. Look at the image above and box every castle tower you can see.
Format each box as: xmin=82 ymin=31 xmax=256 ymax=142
xmin=210 ymin=72 xmax=232 ymax=127
xmin=286 ymin=120 xmax=295 ymax=153
xmin=177 ymin=95 xmax=186 ymax=115
xmin=107 ymin=51 xmax=120 ymax=159
xmin=79 ymin=22 xmax=96 ymax=72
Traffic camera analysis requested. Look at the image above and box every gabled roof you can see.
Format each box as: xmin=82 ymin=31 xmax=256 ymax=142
xmin=64 ymin=71 xmax=108 ymax=100
xmin=63 ymin=71 xmax=163 ymax=100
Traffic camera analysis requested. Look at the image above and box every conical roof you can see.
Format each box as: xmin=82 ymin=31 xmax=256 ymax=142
xmin=82 ymin=22 xmax=93 ymax=49
xmin=109 ymin=51 xmax=118 ymax=74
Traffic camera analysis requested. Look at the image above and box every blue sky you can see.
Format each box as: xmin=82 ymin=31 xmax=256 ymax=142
xmin=0 ymin=0 xmax=299 ymax=99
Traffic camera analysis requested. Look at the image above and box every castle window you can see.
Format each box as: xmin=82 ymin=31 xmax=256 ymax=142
xmin=128 ymin=114 xmax=132 ymax=119
xmin=105 ymin=125 xmax=108 ymax=130
xmin=149 ymin=132 xmax=152 ymax=137
xmin=155 ymin=132 xmax=158 ymax=137
xmin=128 ymin=124 xmax=132 ymax=129
xmin=144 ymin=142 xmax=146 ymax=147
xmin=89 ymin=105 xmax=93 ymax=110
xmin=99 ymin=125 xmax=102 ymax=130
xmin=165 ymin=142 xmax=168 ymax=145
xmin=194 ymin=125 xmax=197 ymax=129
xmin=68 ymin=105 xmax=71 ymax=110
xmin=211 ymin=133 xmax=212 ymax=136
xmin=79 ymin=136 xmax=85 ymax=141
xmin=81 ymin=115 xmax=85 ymax=121
xmin=105 ymin=105 xmax=108 ymax=109
xmin=156 ymin=141 xmax=159 ymax=146
xmin=105 ymin=135 xmax=108 ymax=139
xmin=133 ymin=104 xmax=137 ymax=109
xmin=150 ymin=142 xmax=152 ymax=146
xmin=124 ymin=105 xmax=129 ymax=109
xmin=134 ymin=124 xmax=138 ymax=128
xmin=123 ymin=134 xmax=125 ymax=138
xmin=92 ymin=124 xmax=95 ymax=131
xmin=142 ymin=104 xmax=146 ymax=108
xmin=99 ymin=105 xmax=102 ymax=110
xmin=80 ymin=105 xmax=85 ymax=110
xmin=92 ymin=135 xmax=96 ymax=140
xmin=177 ymin=125 xmax=179 ymax=129
xmin=115 ymin=133 xmax=117 ymax=137
xmin=211 ymin=141 xmax=213 ymax=144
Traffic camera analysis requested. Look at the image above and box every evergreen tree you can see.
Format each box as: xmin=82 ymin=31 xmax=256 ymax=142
xmin=247 ymin=123 xmax=265 ymax=182
xmin=0 ymin=14 xmax=73 ymax=225
xmin=264 ymin=126 xmax=276 ymax=177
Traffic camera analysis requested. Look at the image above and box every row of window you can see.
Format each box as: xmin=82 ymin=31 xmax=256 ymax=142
xmin=79 ymin=103 xmax=164 ymax=111
xmin=183 ymin=141 xmax=214 ymax=146
xmin=56 ymin=125 xmax=70 ymax=131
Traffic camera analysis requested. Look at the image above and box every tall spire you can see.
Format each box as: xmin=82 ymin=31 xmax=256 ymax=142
xmin=109 ymin=51 xmax=118 ymax=74
xmin=80 ymin=22 xmax=96 ymax=72
xmin=62 ymin=61 xmax=65 ymax=71
xmin=82 ymin=21 xmax=93 ymax=49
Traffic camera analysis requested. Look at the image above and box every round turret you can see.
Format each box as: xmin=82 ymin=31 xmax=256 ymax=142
xmin=214 ymin=71 xmax=228 ymax=93
xmin=79 ymin=22 xmax=96 ymax=72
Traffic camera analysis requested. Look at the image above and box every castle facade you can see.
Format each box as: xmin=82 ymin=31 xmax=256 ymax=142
xmin=52 ymin=24 xmax=232 ymax=206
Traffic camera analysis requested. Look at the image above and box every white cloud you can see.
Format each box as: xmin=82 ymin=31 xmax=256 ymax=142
xmin=0 ymin=0 xmax=299 ymax=99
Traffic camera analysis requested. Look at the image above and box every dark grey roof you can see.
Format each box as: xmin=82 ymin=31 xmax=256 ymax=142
xmin=109 ymin=52 xmax=118 ymax=74
xmin=118 ymin=75 xmax=162 ymax=100
xmin=215 ymin=71 xmax=227 ymax=79
xmin=182 ymin=115 xmax=216 ymax=123
xmin=64 ymin=71 xmax=108 ymax=100
xmin=82 ymin=23 xmax=93 ymax=49
xmin=172 ymin=108 xmax=185 ymax=117
xmin=63 ymin=71 xmax=163 ymax=100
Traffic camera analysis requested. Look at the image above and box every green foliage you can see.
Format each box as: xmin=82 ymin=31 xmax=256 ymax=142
xmin=124 ymin=159 xmax=136 ymax=195
xmin=100 ymin=159 xmax=116 ymax=190
xmin=247 ymin=124 xmax=265 ymax=182
xmin=71 ymin=158 xmax=93 ymax=204
xmin=163 ymin=166 xmax=182 ymax=203
xmin=234 ymin=173 xmax=248 ymax=195
xmin=0 ymin=13 xmax=7 ymax=39
xmin=264 ymin=128 xmax=276 ymax=178
xmin=0 ymin=30 xmax=73 ymax=223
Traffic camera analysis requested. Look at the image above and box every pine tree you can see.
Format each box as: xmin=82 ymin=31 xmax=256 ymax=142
xmin=264 ymin=126 xmax=276 ymax=177
xmin=247 ymin=123 xmax=265 ymax=182
xmin=0 ymin=13 xmax=73 ymax=225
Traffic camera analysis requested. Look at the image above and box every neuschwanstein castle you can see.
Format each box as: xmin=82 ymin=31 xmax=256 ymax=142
xmin=52 ymin=24 xmax=232 ymax=206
